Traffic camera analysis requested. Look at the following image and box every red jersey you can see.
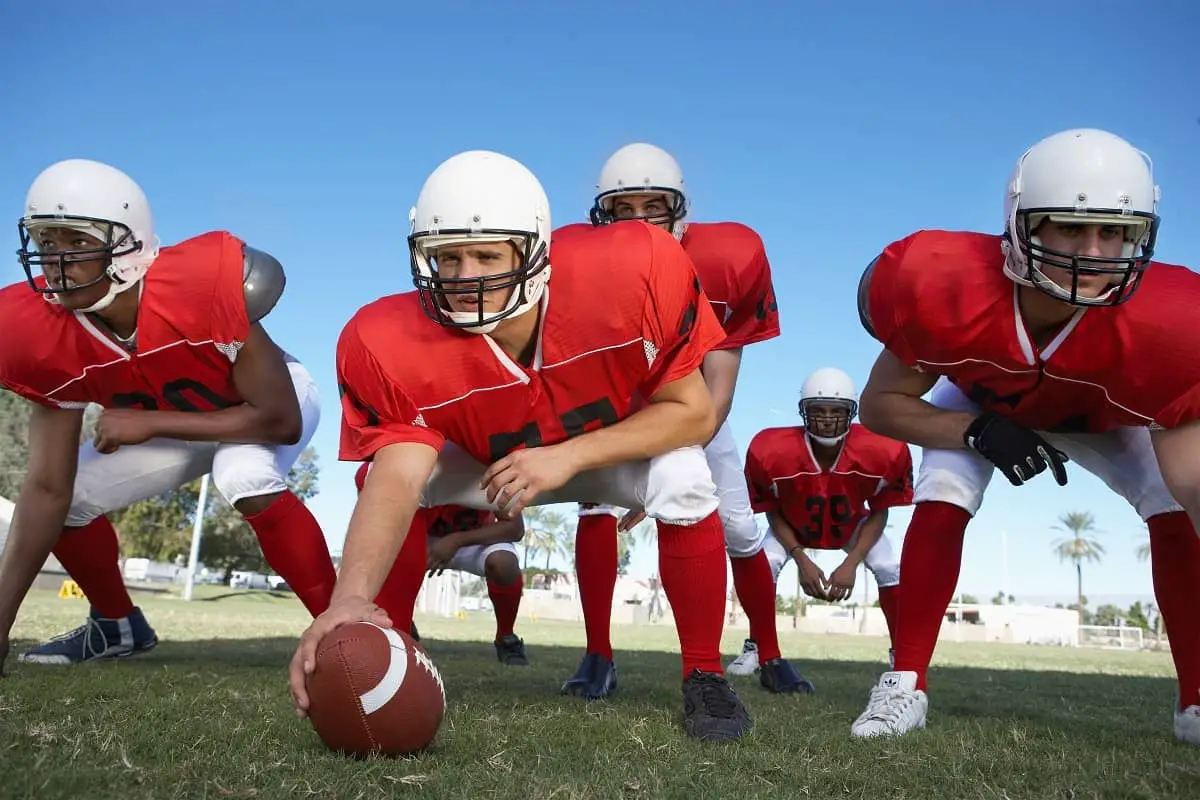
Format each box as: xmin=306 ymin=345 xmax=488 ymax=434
xmin=352 ymin=463 xmax=495 ymax=537
xmin=555 ymin=221 xmax=780 ymax=350
xmin=0 ymin=232 xmax=249 ymax=411
xmin=745 ymin=423 xmax=913 ymax=550
xmin=337 ymin=221 xmax=726 ymax=465
xmin=863 ymin=230 xmax=1200 ymax=432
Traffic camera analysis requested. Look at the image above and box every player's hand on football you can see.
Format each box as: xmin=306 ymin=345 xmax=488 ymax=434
xmin=617 ymin=509 xmax=646 ymax=532
xmin=482 ymin=445 xmax=580 ymax=518
xmin=93 ymin=408 xmax=154 ymax=454
xmin=426 ymin=535 xmax=459 ymax=577
xmin=794 ymin=553 xmax=828 ymax=600
xmin=826 ymin=561 xmax=858 ymax=602
xmin=288 ymin=595 xmax=392 ymax=719
xmin=963 ymin=412 xmax=1070 ymax=487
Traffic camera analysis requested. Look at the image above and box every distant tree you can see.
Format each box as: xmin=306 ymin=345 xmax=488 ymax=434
xmin=1052 ymin=511 xmax=1105 ymax=624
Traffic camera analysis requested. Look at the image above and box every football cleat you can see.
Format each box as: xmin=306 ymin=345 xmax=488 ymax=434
xmin=560 ymin=652 xmax=618 ymax=700
xmin=1175 ymin=704 xmax=1200 ymax=746
xmin=19 ymin=606 xmax=158 ymax=665
xmin=681 ymin=669 xmax=754 ymax=742
xmin=495 ymin=633 xmax=529 ymax=666
xmin=850 ymin=670 xmax=928 ymax=738
xmin=759 ymin=657 xmax=815 ymax=694
xmin=726 ymin=638 xmax=759 ymax=676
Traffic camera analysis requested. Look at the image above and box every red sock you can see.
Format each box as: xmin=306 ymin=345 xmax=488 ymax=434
xmin=488 ymin=574 xmax=523 ymax=640
xmin=374 ymin=512 xmax=429 ymax=631
xmin=878 ymin=584 xmax=900 ymax=649
xmin=575 ymin=512 xmax=618 ymax=660
xmin=657 ymin=511 xmax=727 ymax=678
xmin=892 ymin=502 xmax=970 ymax=691
xmin=731 ymin=550 xmax=781 ymax=661
xmin=1147 ymin=511 xmax=1200 ymax=711
xmin=53 ymin=516 xmax=134 ymax=619
xmin=244 ymin=492 xmax=336 ymax=617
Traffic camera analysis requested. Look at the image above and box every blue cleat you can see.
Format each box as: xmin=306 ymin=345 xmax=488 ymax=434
xmin=560 ymin=651 xmax=618 ymax=699
xmin=19 ymin=606 xmax=158 ymax=665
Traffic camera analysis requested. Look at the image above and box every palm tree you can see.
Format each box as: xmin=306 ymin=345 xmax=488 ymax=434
xmin=1135 ymin=524 xmax=1151 ymax=562
xmin=1051 ymin=511 xmax=1105 ymax=624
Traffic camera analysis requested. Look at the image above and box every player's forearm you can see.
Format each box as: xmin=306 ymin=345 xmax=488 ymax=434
xmin=0 ymin=489 xmax=73 ymax=632
xmin=139 ymin=405 xmax=301 ymax=446
xmin=701 ymin=348 xmax=741 ymax=440
xmin=844 ymin=511 xmax=886 ymax=567
xmin=560 ymin=397 xmax=716 ymax=474
xmin=859 ymin=391 xmax=974 ymax=451
xmin=333 ymin=494 xmax=420 ymax=604
xmin=768 ymin=511 xmax=804 ymax=558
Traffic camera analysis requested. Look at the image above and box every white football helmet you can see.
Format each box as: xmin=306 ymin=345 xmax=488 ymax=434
xmin=1002 ymin=128 xmax=1160 ymax=307
xmin=18 ymin=159 xmax=160 ymax=313
xmin=799 ymin=367 xmax=858 ymax=447
xmin=409 ymin=150 xmax=552 ymax=334
xmin=590 ymin=143 xmax=688 ymax=238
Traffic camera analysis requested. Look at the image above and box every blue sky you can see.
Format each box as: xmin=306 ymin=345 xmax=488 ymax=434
xmin=4 ymin=1 xmax=1198 ymax=606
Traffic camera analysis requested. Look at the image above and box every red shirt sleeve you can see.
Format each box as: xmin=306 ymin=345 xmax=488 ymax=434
xmin=720 ymin=236 xmax=780 ymax=349
xmin=209 ymin=232 xmax=252 ymax=348
xmin=336 ymin=314 xmax=445 ymax=461
xmin=1155 ymin=385 xmax=1200 ymax=430
xmin=868 ymin=445 xmax=914 ymax=511
xmin=863 ymin=235 xmax=921 ymax=368
xmin=744 ymin=434 xmax=780 ymax=514
xmin=638 ymin=227 xmax=727 ymax=397
xmin=0 ymin=379 xmax=58 ymax=409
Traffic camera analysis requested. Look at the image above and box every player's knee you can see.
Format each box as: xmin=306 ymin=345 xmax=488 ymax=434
xmin=63 ymin=501 xmax=103 ymax=529
xmin=723 ymin=519 xmax=766 ymax=559
xmin=644 ymin=447 xmax=720 ymax=523
xmin=871 ymin=564 xmax=900 ymax=588
xmin=233 ymin=490 xmax=286 ymax=517
xmin=912 ymin=468 xmax=986 ymax=516
xmin=484 ymin=552 xmax=521 ymax=586
xmin=213 ymin=466 xmax=287 ymax=509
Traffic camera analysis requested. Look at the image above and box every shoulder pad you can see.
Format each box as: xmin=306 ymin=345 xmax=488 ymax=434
xmin=243 ymin=245 xmax=286 ymax=323
xmin=857 ymin=255 xmax=879 ymax=338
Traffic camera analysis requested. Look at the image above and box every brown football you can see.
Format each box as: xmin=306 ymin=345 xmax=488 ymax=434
xmin=306 ymin=622 xmax=446 ymax=757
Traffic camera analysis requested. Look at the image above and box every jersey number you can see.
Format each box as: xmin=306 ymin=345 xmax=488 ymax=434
xmin=428 ymin=508 xmax=486 ymax=537
xmin=488 ymin=397 xmax=620 ymax=462
xmin=802 ymin=494 xmax=853 ymax=544
xmin=111 ymin=378 xmax=238 ymax=412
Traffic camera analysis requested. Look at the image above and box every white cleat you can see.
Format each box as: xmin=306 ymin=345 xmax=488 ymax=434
xmin=1174 ymin=705 xmax=1200 ymax=745
xmin=850 ymin=671 xmax=928 ymax=738
xmin=726 ymin=639 xmax=760 ymax=676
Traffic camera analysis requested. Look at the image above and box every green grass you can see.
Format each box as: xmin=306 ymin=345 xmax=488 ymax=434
xmin=3 ymin=588 xmax=1198 ymax=799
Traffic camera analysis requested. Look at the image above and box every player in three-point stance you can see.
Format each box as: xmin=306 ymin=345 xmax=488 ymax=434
xmin=850 ymin=128 xmax=1200 ymax=746
xmin=288 ymin=150 xmax=754 ymax=742
xmin=740 ymin=367 xmax=910 ymax=674
xmin=0 ymin=159 xmax=336 ymax=673
xmin=562 ymin=143 xmax=810 ymax=700
xmin=352 ymin=462 xmax=529 ymax=665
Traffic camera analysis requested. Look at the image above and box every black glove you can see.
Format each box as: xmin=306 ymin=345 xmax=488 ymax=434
xmin=963 ymin=412 xmax=1069 ymax=487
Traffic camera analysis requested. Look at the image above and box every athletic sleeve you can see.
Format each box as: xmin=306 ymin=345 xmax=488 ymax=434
xmin=720 ymin=234 xmax=780 ymax=349
xmin=638 ymin=227 xmax=728 ymax=397
xmin=863 ymin=235 xmax=921 ymax=368
xmin=744 ymin=435 xmax=780 ymax=514
xmin=209 ymin=232 xmax=253 ymax=350
xmin=336 ymin=315 xmax=445 ymax=461
xmin=869 ymin=445 xmax=915 ymax=511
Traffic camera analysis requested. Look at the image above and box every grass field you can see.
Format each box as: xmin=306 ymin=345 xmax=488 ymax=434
xmin=3 ymin=588 xmax=1198 ymax=800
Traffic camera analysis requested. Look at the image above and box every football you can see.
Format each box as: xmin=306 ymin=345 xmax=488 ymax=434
xmin=305 ymin=622 xmax=446 ymax=757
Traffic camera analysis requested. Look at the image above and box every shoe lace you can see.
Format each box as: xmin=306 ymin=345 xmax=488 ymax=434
xmin=690 ymin=673 xmax=739 ymax=719
xmin=862 ymin=684 xmax=914 ymax=724
xmin=47 ymin=618 xmax=106 ymax=660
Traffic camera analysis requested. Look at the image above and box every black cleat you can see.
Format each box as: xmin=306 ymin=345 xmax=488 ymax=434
xmin=495 ymin=633 xmax=529 ymax=666
xmin=560 ymin=652 xmax=618 ymax=699
xmin=759 ymin=658 xmax=816 ymax=694
xmin=681 ymin=669 xmax=754 ymax=741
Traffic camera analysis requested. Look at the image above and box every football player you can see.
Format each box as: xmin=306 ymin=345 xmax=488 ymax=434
xmin=288 ymin=150 xmax=754 ymax=742
xmin=563 ymin=143 xmax=808 ymax=700
xmin=851 ymin=128 xmax=1200 ymax=746
xmin=0 ymin=160 xmax=336 ymax=673
xmin=353 ymin=462 xmax=528 ymax=665
xmin=740 ymin=367 xmax=910 ymax=674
